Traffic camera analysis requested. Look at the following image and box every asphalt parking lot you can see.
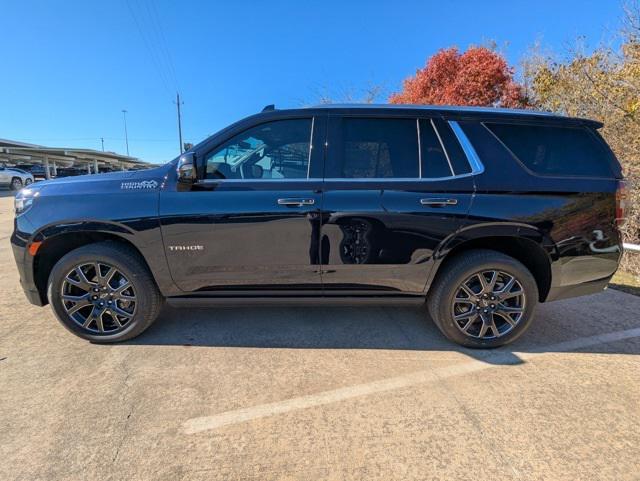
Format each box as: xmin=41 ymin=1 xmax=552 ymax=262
xmin=1 ymin=193 xmax=639 ymax=481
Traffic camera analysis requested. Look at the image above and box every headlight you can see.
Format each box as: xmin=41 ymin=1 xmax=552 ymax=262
xmin=15 ymin=189 xmax=38 ymax=216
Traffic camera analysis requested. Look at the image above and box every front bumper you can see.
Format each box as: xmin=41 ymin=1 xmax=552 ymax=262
xmin=10 ymin=222 xmax=45 ymax=307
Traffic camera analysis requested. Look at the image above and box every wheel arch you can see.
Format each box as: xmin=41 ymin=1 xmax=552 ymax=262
xmin=32 ymin=229 xmax=156 ymax=305
xmin=430 ymin=231 xmax=554 ymax=302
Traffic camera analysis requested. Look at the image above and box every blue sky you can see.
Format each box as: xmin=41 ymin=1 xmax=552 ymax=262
xmin=1 ymin=0 xmax=622 ymax=164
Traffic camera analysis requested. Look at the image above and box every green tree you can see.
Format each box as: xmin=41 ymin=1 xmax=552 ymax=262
xmin=525 ymin=1 xmax=640 ymax=274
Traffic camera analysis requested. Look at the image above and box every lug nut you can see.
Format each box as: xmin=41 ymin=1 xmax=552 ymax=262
xmin=483 ymin=309 xmax=489 ymax=313
xmin=490 ymin=304 xmax=496 ymax=308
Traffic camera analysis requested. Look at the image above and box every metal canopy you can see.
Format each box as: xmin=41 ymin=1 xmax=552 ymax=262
xmin=0 ymin=138 xmax=154 ymax=178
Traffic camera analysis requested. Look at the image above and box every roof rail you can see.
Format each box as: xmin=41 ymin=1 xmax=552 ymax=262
xmin=262 ymin=104 xmax=276 ymax=112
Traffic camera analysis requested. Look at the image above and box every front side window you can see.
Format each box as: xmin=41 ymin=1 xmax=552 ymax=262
xmin=204 ymin=118 xmax=312 ymax=180
xmin=486 ymin=122 xmax=613 ymax=177
xmin=327 ymin=118 xmax=419 ymax=179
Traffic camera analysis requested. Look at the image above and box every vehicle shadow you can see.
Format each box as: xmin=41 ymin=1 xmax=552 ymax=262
xmin=0 ymin=190 xmax=16 ymax=198
xmin=125 ymin=290 xmax=640 ymax=365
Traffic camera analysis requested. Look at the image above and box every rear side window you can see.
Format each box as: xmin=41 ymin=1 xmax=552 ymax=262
xmin=327 ymin=118 xmax=419 ymax=178
xmin=419 ymin=119 xmax=472 ymax=177
xmin=419 ymin=119 xmax=451 ymax=178
xmin=432 ymin=119 xmax=472 ymax=175
xmin=486 ymin=123 xmax=612 ymax=177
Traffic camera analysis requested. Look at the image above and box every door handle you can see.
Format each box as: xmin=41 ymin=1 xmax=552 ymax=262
xmin=420 ymin=198 xmax=458 ymax=207
xmin=277 ymin=198 xmax=315 ymax=207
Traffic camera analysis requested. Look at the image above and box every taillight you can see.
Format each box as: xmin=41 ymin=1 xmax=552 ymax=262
xmin=615 ymin=180 xmax=627 ymax=227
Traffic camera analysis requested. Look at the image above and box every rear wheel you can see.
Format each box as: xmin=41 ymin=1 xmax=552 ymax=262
xmin=427 ymin=249 xmax=538 ymax=348
xmin=10 ymin=177 xmax=23 ymax=190
xmin=47 ymin=242 xmax=163 ymax=342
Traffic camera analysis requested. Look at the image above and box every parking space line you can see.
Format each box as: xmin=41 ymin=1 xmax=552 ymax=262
xmin=182 ymin=327 xmax=640 ymax=434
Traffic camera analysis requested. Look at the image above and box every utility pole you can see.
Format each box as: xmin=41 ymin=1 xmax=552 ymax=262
xmin=121 ymin=109 xmax=130 ymax=156
xmin=100 ymin=137 xmax=105 ymax=152
xmin=175 ymin=92 xmax=184 ymax=154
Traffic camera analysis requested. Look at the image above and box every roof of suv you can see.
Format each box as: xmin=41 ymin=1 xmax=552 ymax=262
xmin=303 ymin=104 xmax=602 ymax=127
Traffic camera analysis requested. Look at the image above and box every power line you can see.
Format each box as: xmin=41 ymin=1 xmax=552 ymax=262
xmin=125 ymin=0 xmax=173 ymax=95
xmin=123 ymin=0 xmax=184 ymax=155
xmin=143 ymin=0 xmax=180 ymax=91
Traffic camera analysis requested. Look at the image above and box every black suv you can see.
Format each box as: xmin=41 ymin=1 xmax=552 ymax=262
xmin=11 ymin=105 xmax=626 ymax=348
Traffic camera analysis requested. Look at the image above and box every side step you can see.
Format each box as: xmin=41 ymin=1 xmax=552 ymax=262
xmin=166 ymin=296 xmax=425 ymax=307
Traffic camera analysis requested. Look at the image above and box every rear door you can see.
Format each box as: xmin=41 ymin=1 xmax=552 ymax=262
xmin=320 ymin=114 xmax=476 ymax=294
xmin=159 ymin=115 xmax=326 ymax=293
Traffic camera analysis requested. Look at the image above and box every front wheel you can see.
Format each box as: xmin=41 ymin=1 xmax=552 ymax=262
xmin=47 ymin=241 xmax=163 ymax=343
xmin=427 ymin=249 xmax=538 ymax=348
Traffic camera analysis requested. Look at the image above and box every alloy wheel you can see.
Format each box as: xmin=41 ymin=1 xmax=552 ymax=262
xmin=451 ymin=270 xmax=526 ymax=340
xmin=60 ymin=262 xmax=137 ymax=334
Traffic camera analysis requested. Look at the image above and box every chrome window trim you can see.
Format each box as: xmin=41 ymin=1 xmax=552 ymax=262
xmin=197 ymin=174 xmax=478 ymax=184
xmin=322 ymin=174 xmax=476 ymax=182
xmin=198 ymin=174 xmax=476 ymax=184
xmin=416 ymin=118 xmax=422 ymax=178
xmin=306 ymin=117 xmax=314 ymax=179
xmin=448 ymin=120 xmax=485 ymax=175
xmin=199 ymin=178 xmax=315 ymax=184
xmin=430 ymin=118 xmax=455 ymax=177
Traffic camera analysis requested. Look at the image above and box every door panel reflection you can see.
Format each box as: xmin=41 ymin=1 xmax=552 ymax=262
xmin=320 ymin=183 xmax=474 ymax=293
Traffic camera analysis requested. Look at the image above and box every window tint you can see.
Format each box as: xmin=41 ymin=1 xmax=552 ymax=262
xmin=204 ymin=119 xmax=311 ymax=180
xmin=432 ymin=119 xmax=471 ymax=175
xmin=486 ymin=123 xmax=612 ymax=177
xmin=328 ymin=118 xmax=419 ymax=178
xmin=419 ymin=119 xmax=452 ymax=178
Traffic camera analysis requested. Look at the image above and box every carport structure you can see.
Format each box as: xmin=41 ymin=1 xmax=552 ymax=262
xmin=0 ymin=138 xmax=152 ymax=178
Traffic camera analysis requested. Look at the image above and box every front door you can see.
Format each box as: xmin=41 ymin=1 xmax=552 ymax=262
xmin=320 ymin=115 xmax=475 ymax=294
xmin=160 ymin=116 xmax=325 ymax=293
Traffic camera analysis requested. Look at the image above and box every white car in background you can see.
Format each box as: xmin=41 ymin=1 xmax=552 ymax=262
xmin=0 ymin=166 xmax=34 ymax=190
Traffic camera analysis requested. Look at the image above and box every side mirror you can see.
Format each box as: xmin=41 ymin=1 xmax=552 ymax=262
xmin=177 ymin=153 xmax=197 ymax=186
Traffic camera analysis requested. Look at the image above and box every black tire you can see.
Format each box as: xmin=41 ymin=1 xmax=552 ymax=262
xmin=10 ymin=177 xmax=23 ymax=190
xmin=24 ymin=178 xmax=33 ymax=186
xmin=47 ymin=241 xmax=163 ymax=343
xmin=427 ymin=249 xmax=538 ymax=348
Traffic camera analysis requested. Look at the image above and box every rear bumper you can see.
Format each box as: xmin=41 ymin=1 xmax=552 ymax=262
xmin=545 ymin=275 xmax=612 ymax=302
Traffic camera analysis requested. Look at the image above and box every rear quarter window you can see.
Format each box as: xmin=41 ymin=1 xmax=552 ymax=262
xmin=485 ymin=123 xmax=613 ymax=178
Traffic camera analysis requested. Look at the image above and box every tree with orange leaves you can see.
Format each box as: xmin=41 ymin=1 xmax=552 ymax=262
xmin=389 ymin=46 xmax=528 ymax=108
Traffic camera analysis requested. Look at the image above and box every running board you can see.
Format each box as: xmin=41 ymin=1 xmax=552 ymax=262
xmin=166 ymin=295 xmax=425 ymax=307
